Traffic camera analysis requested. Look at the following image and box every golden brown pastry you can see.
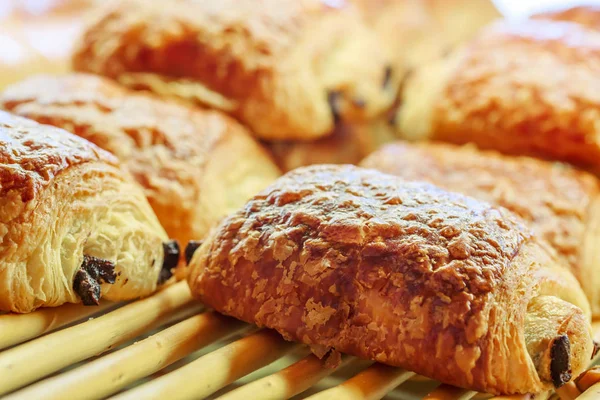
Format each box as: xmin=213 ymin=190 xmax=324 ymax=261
xmin=396 ymin=19 xmax=600 ymax=172
xmin=188 ymin=164 xmax=594 ymax=395
xmin=0 ymin=73 xmax=281 ymax=255
xmin=352 ymin=0 xmax=500 ymax=77
xmin=71 ymin=0 xmax=397 ymax=141
xmin=0 ymin=111 xmax=171 ymax=313
xmin=361 ymin=141 xmax=600 ymax=316
xmin=533 ymin=5 xmax=600 ymax=31
xmin=267 ymin=120 xmax=395 ymax=172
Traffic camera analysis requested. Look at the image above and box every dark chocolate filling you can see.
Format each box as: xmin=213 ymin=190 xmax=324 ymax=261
xmin=550 ymin=334 xmax=571 ymax=388
xmin=382 ymin=65 xmax=393 ymax=89
xmin=327 ymin=91 xmax=341 ymax=124
xmin=159 ymin=240 xmax=180 ymax=285
xmin=73 ymin=255 xmax=116 ymax=306
xmin=185 ymin=240 xmax=204 ymax=265
xmin=352 ymin=97 xmax=366 ymax=109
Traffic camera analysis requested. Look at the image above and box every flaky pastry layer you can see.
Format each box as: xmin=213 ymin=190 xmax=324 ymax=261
xmin=0 ymin=111 xmax=167 ymax=312
xmin=188 ymin=164 xmax=593 ymax=395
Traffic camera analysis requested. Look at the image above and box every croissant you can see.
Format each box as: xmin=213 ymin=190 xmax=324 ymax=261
xmin=396 ymin=19 xmax=600 ymax=172
xmin=187 ymin=164 xmax=594 ymax=395
xmin=0 ymin=73 xmax=281 ymax=262
xmin=360 ymin=141 xmax=600 ymax=317
xmin=0 ymin=111 xmax=172 ymax=313
xmin=351 ymin=0 xmax=499 ymax=76
xmin=71 ymin=0 xmax=397 ymax=142
xmin=533 ymin=5 xmax=600 ymax=31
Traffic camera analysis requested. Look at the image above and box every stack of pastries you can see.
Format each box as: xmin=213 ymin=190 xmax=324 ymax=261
xmin=2 ymin=0 xmax=600 ymax=397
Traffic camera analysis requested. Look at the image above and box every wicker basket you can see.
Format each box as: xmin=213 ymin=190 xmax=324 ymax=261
xmin=0 ymin=281 xmax=598 ymax=400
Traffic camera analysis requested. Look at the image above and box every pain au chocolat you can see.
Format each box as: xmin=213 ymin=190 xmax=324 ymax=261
xmin=351 ymin=0 xmax=500 ymax=77
xmin=71 ymin=0 xmax=397 ymax=142
xmin=361 ymin=141 xmax=600 ymax=317
xmin=0 ymin=74 xmax=281 ymax=264
xmin=396 ymin=19 xmax=600 ymax=173
xmin=187 ymin=164 xmax=593 ymax=395
xmin=0 ymin=111 xmax=170 ymax=313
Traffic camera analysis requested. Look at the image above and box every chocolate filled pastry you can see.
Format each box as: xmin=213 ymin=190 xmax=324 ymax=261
xmin=361 ymin=141 xmax=600 ymax=316
xmin=71 ymin=0 xmax=397 ymax=141
xmin=0 ymin=74 xmax=281 ymax=265
xmin=396 ymin=19 xmax=600 ymax=172
xmin=351 ymin=0 xmax=500 ymax=77
xmin=0 ymin=111 xmax=171 ymax=313
xmin=267 ymin=120 xmax=395 ymax=172
xmin=533 ymin=5 xmax=600 ymax=31
xmin=187 ymin=164 xmax=593 ymax=395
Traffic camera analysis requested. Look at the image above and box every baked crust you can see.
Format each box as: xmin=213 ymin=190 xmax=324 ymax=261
xmin=72 ymin=0 xmax=396 ymax=141
xmin=352 ymin=0 xmax=499 ymax=76
xmin=533 ymin=5 xmax=600 ymax=31
xmin=188 ymin=164 xmax=593 ymax=394
xmin=361 ymin=141 xmax=600 ymax=316
xmin=0 ymin=73 xmax=281 ymax=251
xmin=0 ymin=111 xmax=168 ymax=312
xmin=397 ymin=19 xmax=600 ymax=171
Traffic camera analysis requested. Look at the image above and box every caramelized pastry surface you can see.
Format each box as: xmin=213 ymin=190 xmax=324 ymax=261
xmin=72 ymin=0 xmax=396 ymax=140
xmin=188 ymin=164 xmax=593 ymax=395
xmin=0 ymin=73 xmax=281 ymax=249
xmin=398 ymin=19 xmax=600 ymax=172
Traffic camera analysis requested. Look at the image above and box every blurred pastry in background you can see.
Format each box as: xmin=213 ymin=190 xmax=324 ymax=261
xmin=351 ymin=0 xmax=500 ymax=79
xmin=532 ymin=4 xmax=600 ymax=30
xmin=0 ymin=0 xmax=95 ymax=89
xmin=396 ymin=19 xmax=600 ymax=173
xmin=361 ymin=141 xmax=600 ymax=315
xmin=0 ymin=111 xmax=170 ymax=313
xmin=0 ymin=74 xmax=281 ymax=265
xmin=268 ymin=119 xmax=394 ymax=172
xmin=188 ymin=164 xmax=593 ymax=395
xmin=72 ymin=0 xmax=398 ymax=141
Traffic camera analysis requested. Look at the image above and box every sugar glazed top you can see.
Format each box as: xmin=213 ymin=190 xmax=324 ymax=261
xmin=190 ymin=165 xmax=591 ymax=394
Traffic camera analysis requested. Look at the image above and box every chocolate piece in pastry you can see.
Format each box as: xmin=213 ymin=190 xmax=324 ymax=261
xmin=351 ymin=0 xmax=500 ymax=77
xmin=0 ymin=111 xmax=169 ymax=313
xmin=396 ymin=19 xmax=600 ymax=172
xmin=533 ymin=5 xmax=600 ymax=31
xmin=187 ymin=164 xmax=593 ymax=395
xmin=71 ymin=0 xmax=397 ymax=141
xmin=0 ymin=73 xmax=281 ymax=259
xmin=267 ymin=120 xmax=394 ymax=172
xmin=361 ymin=141 xmax=600 ymax=316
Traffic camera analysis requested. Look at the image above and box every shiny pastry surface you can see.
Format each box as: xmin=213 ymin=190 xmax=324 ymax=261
xmin=188 ymin=164 xmax=593 ymax=395
xmin=361 ymin=141 xmax=600 ymax=316
xmin=397 ymin=19 xmax=600 ymax=172
xmin=72 ymin=0 xmax=397 ymax=141
xmin=0 ymin=73 xmax=281 ymax=252
xmin=0 ymin=111 xmax=168 ymax=313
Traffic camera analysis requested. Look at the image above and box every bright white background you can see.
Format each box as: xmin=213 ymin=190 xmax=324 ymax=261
xmin=495 ymin=0 xmax=600 ymax=18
